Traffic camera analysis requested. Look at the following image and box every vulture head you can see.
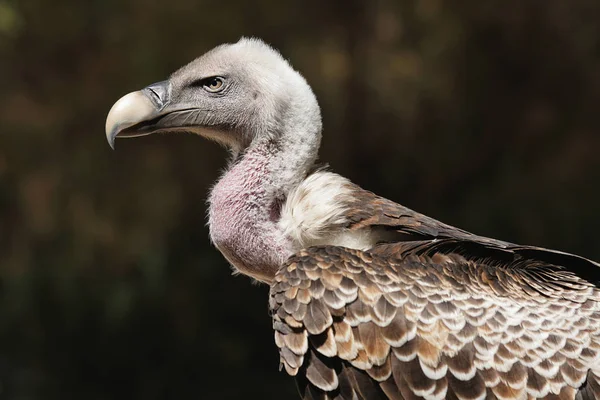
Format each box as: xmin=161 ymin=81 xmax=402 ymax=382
xmin=106 ymin=38 xmax=324 ymax=283
xmin=106 ymin=37 xmax=322 ymax=155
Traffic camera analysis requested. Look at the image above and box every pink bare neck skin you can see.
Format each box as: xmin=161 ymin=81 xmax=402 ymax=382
xmin=208 ymin=140 xmax=291 ymax=283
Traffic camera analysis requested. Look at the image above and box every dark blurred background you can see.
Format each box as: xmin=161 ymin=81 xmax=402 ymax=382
xmin=1 ymin=0 xmax=599 ymax=399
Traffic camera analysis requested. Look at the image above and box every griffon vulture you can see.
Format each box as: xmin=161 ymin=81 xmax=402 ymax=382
xmin=105 ymin=38 xmax=600 ymax=399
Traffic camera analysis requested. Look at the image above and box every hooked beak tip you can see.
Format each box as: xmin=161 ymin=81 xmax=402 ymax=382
xmin=108 ymin=133 xmax=116 ymax=150
xmin=105 ymin=90 xmax=160 ymax=149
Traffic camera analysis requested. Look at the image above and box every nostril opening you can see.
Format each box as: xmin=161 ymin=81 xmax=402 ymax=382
xmin=144 ymin=81 xmax=170 ymax=108
xmin=148 ymin=88 xmax=160 ymax=102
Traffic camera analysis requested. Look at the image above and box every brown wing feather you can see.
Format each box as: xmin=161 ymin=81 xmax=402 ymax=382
xmin=270 ymin=245 xmax=600 ymax=400
xmin=343 ymin=185 xmax=600 ymax=286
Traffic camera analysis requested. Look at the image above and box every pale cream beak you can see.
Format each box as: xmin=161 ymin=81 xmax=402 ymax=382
xmin=105 ymin=91 xmax=159 ymax=149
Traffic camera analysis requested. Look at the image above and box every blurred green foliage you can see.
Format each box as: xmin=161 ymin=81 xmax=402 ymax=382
xmin=1 ymin=0 xmax=599 ymax=399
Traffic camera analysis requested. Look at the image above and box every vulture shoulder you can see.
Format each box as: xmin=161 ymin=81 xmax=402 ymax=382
xmin=270 ymin=177 xmax=600 ymax=400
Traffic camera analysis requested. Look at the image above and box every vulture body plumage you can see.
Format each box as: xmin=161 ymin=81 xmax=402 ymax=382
xmin=105 ymin=38 xmax=600 ymax=399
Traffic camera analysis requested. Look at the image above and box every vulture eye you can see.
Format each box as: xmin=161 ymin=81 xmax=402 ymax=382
xmin=203 ymin=77 xmax=224 ymax=93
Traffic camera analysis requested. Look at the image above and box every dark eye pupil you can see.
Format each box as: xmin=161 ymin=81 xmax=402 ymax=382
xmin=210 ymin=79 xmax=219 ymax=87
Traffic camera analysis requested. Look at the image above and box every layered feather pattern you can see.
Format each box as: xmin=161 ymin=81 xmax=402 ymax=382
xmin=270 ymin=245 xmax=600 ymax=399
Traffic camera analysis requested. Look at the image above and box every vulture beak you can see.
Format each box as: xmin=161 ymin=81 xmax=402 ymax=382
xmin=105 ymin=80 xmax=171 ymax=149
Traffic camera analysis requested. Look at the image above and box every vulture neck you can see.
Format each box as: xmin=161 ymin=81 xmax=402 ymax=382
xmin=208 ymin=98 xmax=322 ymax=284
